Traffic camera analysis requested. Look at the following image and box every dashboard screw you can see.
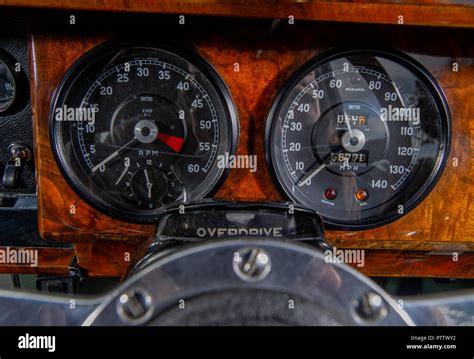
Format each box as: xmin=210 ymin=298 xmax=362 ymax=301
xmin=8 ymin=144 xmax=31 ymax=162
xmin=117 ymin=288 xmax=153 ymax=324
xmin=233 ymin=247 xmax=271 ymax=282
xmin=354 ymin=292 xmax=387 ymax=322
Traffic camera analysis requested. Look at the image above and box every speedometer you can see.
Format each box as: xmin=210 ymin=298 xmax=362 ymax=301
xmin=51 ymin=43 xmax=238 ymax=222
xmin=265 ymin=50 xmax=450 ymax=229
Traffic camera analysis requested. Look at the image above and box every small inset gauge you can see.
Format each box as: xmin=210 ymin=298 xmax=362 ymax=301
xmin=128 ymin=166 xmax=180 ymax=209
xmin=0 ymin=56 xmax=17 ymax=113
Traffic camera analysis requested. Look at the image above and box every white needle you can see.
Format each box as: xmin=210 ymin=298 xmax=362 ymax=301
xmin=296 ymin=151 xmax=339 ymax=187
xmin=91 ymin=137 xmax=137 ymax=173
xmin=297 ymin=161 xmax=328 ymax=187
xmin=144 ymin=169 xmax=152 ymax=199
xmin=345 ymin=111 xmax=353 ymax=137
xmin=115 ymin=165 xmax=129 ymax=185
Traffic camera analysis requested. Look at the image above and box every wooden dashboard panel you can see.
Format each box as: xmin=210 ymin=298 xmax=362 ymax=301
xmin=2 ymin=0 xmax=474 ymax=28
xmin=31 ymin=32 xmax=155 ymax=243
xmin=19 ymin=10 xmax=474 ymax=276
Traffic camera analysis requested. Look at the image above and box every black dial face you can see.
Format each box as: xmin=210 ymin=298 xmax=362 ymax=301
xmin=51 ymin=44 xmax=238 ymax=222
xmin=0 ymin=58 xmax=16 ymax=113
xmin=266 ymin=50 xmax=450 ymax=229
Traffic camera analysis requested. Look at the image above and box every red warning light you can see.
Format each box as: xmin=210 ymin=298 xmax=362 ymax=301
xmin=324 ymin=188 xmax=337 ymax=200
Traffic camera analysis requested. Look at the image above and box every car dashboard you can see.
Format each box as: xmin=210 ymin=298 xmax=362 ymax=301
xmin=0 ymin=0 xmax=473 ymax=329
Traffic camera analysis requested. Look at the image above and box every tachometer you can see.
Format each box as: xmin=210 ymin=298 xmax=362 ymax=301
xmin=265 ymin=50 xmax=450 ymax=229
xmin=51 ymin=43 xmax=238 ymax=222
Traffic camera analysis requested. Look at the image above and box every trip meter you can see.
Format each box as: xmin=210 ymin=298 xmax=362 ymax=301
xmin=51 ymin=43 xmax=238 ymax=222
xmin=265 ymin=50 xmax=450 ymax=229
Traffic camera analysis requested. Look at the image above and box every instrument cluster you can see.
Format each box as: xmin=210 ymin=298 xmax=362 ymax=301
xmin=50 ymin=43 xmax=451 ymax=229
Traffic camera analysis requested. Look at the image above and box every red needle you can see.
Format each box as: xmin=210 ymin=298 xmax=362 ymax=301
xmin=157 ymin=133 xmax=185 ymax=153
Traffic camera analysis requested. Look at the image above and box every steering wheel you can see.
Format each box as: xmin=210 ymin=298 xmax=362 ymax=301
xmin=0 ymin=202 xmax=472 ymax=326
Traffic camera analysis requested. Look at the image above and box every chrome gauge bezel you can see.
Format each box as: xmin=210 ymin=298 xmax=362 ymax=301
xmin=50 ymin=42 xmax=239 ymax=223
xmin=265 ymin=49 xmax=451 ymax=230
xmin=0 ymin=50 xmax=21 ymax=115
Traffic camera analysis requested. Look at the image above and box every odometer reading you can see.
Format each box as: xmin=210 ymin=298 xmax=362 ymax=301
xmin=330 ymin=152 xmax=368 ymax=165
xmin=51 ymin=44 xmax=238 ymax=222
xmin=266 ymin=50 xmax=450 ymax=229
